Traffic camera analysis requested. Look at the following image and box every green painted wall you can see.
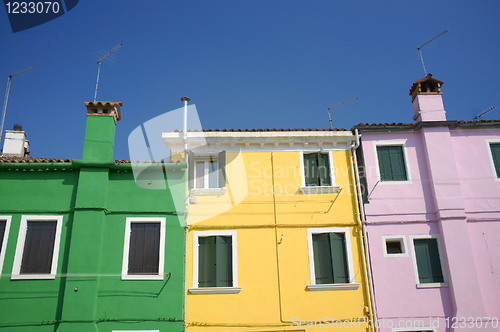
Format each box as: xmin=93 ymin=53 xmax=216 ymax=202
xmin=0 ymin=112 xmax=186 ymax=332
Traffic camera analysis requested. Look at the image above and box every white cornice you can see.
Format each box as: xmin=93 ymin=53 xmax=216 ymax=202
xmin=162 ymin=131 xmax=355 ymax=152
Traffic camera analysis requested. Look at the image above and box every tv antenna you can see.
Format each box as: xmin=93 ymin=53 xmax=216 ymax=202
xmin=417 ymin=29 xmax=448 ymax=75
xmin=473 ymin=106 xmax=496 ymax=120
xmin=327 ymin=97 xmax=358 ymax=129
xmin=1 ymin=66 xmax=34 ymax=147
xmin=93 ymin=44 xmax=122 ymax=102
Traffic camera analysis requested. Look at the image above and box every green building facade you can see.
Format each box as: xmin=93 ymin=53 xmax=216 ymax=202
xmin=0 ymin=102 xmax=186 ymax=332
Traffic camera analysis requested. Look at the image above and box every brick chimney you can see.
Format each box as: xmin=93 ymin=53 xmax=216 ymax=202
xmin=82 ymin=101 xmax=122 ymax=162
xmin=2 ymin=124 xmax=29 ymax=157
xmin=409 ymin=73 xmax=446 ymax=122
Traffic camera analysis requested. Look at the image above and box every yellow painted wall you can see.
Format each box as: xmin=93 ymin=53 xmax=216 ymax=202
xmin=186 ymin=150 xmax=373 ymax=332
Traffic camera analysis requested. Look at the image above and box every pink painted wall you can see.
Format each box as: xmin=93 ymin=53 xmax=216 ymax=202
xmin=359 ymin=125 xmax=500 ymax=331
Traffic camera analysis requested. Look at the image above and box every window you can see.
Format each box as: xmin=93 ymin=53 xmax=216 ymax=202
xmin=376 ymin=144 xmax=409 ymax=182
xmin=306 ymin=228 xmax=358 ymax=291
xmin=188 ymin=151 xmax=226 ymax=195
xmin=392 ymin=328 xmax=436 ymax=332
xmin=410 ymin=235 xmax=447 ymax=287
xmin=190 ymin=230 xmax=240 ymax=294
xmin=382 ymin=235 xmax=408 ymax=257
xmin=300 ymin=151 xmax=339 ymax=194
xmin=489 ymin=142 xmax=500 ymax=178
xmin=12 ymin=215 xmax=63 ymax=279
xmin=0 ymin=216 xmax=12 ymax=276
xmin=122 ymin=217 xmax=165 ymax=280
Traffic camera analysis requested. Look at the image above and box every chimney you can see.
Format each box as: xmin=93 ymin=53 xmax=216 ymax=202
xmin=409 ymin=73 xmax=446 ymax=122
xmin=2 ymin=123 xmax=29 ymax=157
xmin=82 ymin=101 xmax=122 ymax=162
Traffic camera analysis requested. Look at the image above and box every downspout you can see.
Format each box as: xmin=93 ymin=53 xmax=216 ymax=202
xmin=351 ymin=129 xmax=378 ymax=332
xmin=270 ymin=152 xmax=293 ymax=325
xmin=181 ymin=97 xmax=190 ymax=332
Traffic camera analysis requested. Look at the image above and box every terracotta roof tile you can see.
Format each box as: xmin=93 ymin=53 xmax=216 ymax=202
xmin=84 ymin=101 xmax=123 ymax=107
xmin=0 ymin=156 xmax=73 ymax=163
xmin=171 ymin=128 xmax=347 ymax=132
xmin=354 ymin=119 xmax=500 ymax=130
xmin=0 ymin=157 xmax=179 ymax=164
xmin=354 ymin=122 xmax=414 ymax=127
xmin=456 ymin=119 xmax=500 ymax=124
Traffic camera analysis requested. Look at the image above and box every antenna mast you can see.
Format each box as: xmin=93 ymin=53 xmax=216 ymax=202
xmin=473 ymin=106 xmax=496 ymax=120
xmin=93 ymin=44 xmax=122 ymax=102
xmin=417 ymin=29 xmax=449 ymax=75
xmin=327 ymin=97 xmax=358 ymax=129
xmin=1 ymin=66 xmax=34 ymax=148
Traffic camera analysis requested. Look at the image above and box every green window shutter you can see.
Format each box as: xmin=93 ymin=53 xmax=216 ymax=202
xmin=188 ymin=151 xmax=195 ymax=189
xmin=0 ymin=221 xmax=5 ymax=255
xmin=388 ymin=146 xmax=407 ymax=181
xmin=128 ymin=223 xmax=160 ymax=275
xmin=312 ymin=233 xmax=334 ymax=284
xmin=414 ymin=239 xmax=444 ymax=284
xmin=218 ymin=151 xmax=226 ymax=188
xmin=490 ymin=144 xmax=500 ymax=178
xmin=329 ymin=233 xmax=349 ymax=283
xmin=21 ymin=221 xmax=57 ymax=274
xmin=304 ymin=153 xmax=318 ymax=186
xmin=355 ymin=146 xmax=370 ymax=204
xmin=377 ymin=147 xmax=392 ymax=181
xmin=377 ymin=146 xmax=407 ymax=181
xmin=317 ymin=153 xmax=331 ymax=186
xmin=215 ymin=236 xmax=233 ymax=287
xmin=198 ymin=237 xmax=216 ymax=287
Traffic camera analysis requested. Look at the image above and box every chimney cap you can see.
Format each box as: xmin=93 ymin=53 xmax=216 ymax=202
xmin=409 ymin=73 xmax=444 ymax=102
xmin=84 ymin=101 xmax=122 ymax=124
xmin=180 ymin=97 xmax=191 ymax=102
xmin=13 ymin=123 xmax=22 ymax=131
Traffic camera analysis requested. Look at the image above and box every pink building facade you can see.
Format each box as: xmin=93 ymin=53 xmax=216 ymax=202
xmin=354 ymin=74 xmax=500 ymax=332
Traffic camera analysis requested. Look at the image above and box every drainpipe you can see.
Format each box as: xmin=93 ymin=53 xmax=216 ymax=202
xmin=180 ymin=97 xmax=190 ymax=331
xmin=350 ymin=129 xmax=378 ymax=332
xmin=270 ymin=152 xmax=294 ymax=325
xmin=181 ymin=97 xmax=190 ymax=163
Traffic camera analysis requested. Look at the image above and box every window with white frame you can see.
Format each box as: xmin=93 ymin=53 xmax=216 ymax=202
xmin=12 ymin=215 xmax=63 ymax=279
xmin=306 ymin=227 xmax=358 ymax=291
xmin=0 ymin=216 xmax=12 ymax=277
xmin=392 ymin=327 xmax=436 ymax=332
xmin=300 ymin=151 xmax=339 ymax=194
xmin=382 ymin=235 xmax=408 ymax=257
xmin=410 ymin=235 xmax=447 ymax=288
xmin=122 ymin=217 xmax=165 ymax=280
xmin=487 ymin=141 xmax=500 ymax=178
xmin=375 ymin=142 xmax=410 ymax=182
xmin=188 ymin=151 xmax=226 ymax=193
xmin=190 ymin=230 xmax=240 ymax=294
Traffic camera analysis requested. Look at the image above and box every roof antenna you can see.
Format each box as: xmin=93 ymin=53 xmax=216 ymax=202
xmin=417 ymin=29 xmax=449 ymax=75
xmin=327 ymin=97 xmax=358 ymax=129
xmin=1 ymin=66 xmax=34 ymax=148
xmin=473 ymin=106 xmax=496 ymax=121
xmin=93 ymin=44 xmax=122 ymax=102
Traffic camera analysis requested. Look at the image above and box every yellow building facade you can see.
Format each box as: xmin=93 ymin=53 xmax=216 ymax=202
xmin=163 ymin=129 xmax=374 ymax=332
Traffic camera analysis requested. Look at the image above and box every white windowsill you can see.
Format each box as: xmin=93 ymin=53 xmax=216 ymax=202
xmin=191 ymin=188 xmax=227 ymax=196
xmin=307 ymin=283 xmax=360 ymax=291
xmin=189 ymin=286 xmax=241 ymax=294
xmin=121 ymin=274 xmax=164 ymax=281
xmin=416 ymin=282 xmax=448 ymax=289
xmin=11 ymin=273 xmax=56 ymax=280
xmin=299 ymin=186 xmax=341 ymax=194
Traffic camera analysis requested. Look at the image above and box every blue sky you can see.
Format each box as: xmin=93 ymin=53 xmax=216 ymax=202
xmin=1 ymin=0 xmax=499 ymax=160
